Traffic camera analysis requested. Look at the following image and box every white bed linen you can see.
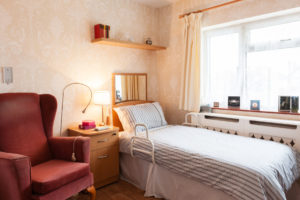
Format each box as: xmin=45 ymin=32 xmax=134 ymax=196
xmin=120 ymin=152 xmax=235 ymax=200
xmin=119 ymin=125 xmax=300 ymax=200
xmin=120 ymin=152 xmax=300 ymax=200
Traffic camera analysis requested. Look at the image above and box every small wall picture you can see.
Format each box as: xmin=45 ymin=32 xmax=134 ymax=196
xmin=291 ymin=96 xmax=299 ymax=113
xmin=250 ymin=100 xmax=260 ymax=111
xmin=279 ymin=96 xmax=291 ymax=112
xmin=228 ymin=96 xmax=240 ymax=108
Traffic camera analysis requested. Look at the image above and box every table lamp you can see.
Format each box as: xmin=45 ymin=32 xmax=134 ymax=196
xmin=94 ymin=91 xmax=110 ymax=126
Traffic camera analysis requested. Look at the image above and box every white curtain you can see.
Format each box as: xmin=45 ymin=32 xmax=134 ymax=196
xmin=121 ymin=75 xmax=139 ymax=101
xmin=179 ymin=13 xmax=202 ymax=112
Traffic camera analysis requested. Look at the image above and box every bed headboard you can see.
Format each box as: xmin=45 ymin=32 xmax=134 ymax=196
xmin=112 ymin=73 xmax=152 ymax=131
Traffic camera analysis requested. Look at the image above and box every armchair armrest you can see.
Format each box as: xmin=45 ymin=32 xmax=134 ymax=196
xmin=0 ymin=152 xmax=31 ymax=200
xmin=48 ymin=137 xmax=90 ymax=163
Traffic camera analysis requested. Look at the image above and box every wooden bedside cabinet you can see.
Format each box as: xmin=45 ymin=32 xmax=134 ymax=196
xmin=68 ymin=127 xmax=119 ymax=188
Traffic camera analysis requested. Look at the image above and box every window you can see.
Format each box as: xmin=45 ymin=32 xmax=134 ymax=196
xmin=202 ymin=12 xmax=300 ymax=111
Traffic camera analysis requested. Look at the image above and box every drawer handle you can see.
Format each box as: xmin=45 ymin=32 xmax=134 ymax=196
xmin=98 ymin=155 xmax=109 ymax=159
xmin=97 ymin=139 xmax=108 ymax=143
xmin=112 ymin=133 xmax=117 ymax=136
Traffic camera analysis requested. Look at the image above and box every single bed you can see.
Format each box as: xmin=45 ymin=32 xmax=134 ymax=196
xmin=111 ymin=73 xmax=300 ymax=200
xmin=112 ymin=101 xmax=300 ymax=200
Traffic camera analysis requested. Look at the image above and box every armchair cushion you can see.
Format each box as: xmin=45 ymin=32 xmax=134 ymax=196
xmin=48 ymin=137 xmax=90 ymax=163
xmin=31 ymin=160 xmax=90 ymax=194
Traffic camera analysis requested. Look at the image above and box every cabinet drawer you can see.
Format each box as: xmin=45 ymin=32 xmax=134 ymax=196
xmin=90 ymin=131 xmax=118 ymax=150
xmin=91 ymin=146 xmax=119 ymax=186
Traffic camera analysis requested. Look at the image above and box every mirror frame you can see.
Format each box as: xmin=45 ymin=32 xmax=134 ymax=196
xmin=112 ymin=73 xmax=148 ymax=105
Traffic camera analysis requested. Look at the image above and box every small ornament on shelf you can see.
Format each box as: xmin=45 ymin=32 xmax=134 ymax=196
xmin=145 ymin=38 xmax=152 ymax=45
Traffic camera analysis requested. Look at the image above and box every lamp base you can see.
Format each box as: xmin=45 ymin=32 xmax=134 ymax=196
xmin=98 ymin=122 xmax=105 ymax=126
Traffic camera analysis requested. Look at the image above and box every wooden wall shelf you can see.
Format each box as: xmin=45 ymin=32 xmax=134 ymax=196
xmin=92 ymin=38 xmax=166 ymax=51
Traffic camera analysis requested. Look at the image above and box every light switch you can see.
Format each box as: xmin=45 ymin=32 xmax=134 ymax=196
xmin=2 ymin=67 xmax=13 ymax=84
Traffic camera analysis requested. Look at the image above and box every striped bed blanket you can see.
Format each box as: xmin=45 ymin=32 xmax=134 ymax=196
xmin=119 ymin=125 xmax=300 ymax=200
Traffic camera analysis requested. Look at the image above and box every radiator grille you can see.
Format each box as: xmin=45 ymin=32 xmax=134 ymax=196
xmin=249 ymin=133 xmax=296 ymax=147
xmin=202 ymin=126 xmax=239 ymax=136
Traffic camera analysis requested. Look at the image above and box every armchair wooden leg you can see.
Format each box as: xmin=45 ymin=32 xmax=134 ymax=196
xmin=87 ymin=185 xmax=96 ymax=200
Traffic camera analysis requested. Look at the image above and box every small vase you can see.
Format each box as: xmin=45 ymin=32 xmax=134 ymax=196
xmin=145 ymin=38 xmax=152 ymax=45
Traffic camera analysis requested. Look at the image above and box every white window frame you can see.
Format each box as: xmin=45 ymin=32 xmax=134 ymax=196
xmin=201 ymin=9 xmax=300 ymax=110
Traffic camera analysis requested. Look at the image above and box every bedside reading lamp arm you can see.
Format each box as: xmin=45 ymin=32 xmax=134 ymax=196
xmin=59 ymin=82 xmax=92 ymax=136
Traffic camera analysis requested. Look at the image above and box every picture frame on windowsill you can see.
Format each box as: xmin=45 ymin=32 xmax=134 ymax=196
xmin=291 ymin=96 xmax=299 ymax=113
xmin=279 ymin=96 xmax=291 ymax=112
xmin=250 ymin=100 xmax=260 ymax=111
xmin=228 ymin=96 xmax=240 ymax=109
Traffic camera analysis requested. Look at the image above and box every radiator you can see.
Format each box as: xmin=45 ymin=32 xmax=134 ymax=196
xmin=183 ymin=112 xmax=300 ymax=150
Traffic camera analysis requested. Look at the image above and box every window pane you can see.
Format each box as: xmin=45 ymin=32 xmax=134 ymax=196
xmin=250 ymin=21 xmax=300 ymax=45
xmin=207 ymin=33 xmax=240 ymax=107
xmin=247 ymin=47 xmax=300 ymax=111
xmin=203 ymin=16 xmax=300 ymax=112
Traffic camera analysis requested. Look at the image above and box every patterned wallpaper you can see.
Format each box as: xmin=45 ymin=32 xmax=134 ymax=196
xmin=0 ymin=0 xmax=160 ymax=136
xmin=156 ymin=0 xmax=300 ymax=124
xmin=1 ymin=0 xmax=300 ymax=135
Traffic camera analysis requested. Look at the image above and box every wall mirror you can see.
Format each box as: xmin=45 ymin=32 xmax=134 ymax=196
xmin=112 ymin=73 xmax=147 ymax=105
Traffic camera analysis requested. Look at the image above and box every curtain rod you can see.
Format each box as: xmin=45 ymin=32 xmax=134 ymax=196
xmin=179 ymin=0 xmax=243 ymax=19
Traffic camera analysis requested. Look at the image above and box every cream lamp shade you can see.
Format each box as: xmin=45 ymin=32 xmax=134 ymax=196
xmin=94 ymin=91 xmax=110 ymax=105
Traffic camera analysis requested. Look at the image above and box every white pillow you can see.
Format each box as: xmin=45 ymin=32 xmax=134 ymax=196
xmin=114 ymin=102 xmax=167 ymax=132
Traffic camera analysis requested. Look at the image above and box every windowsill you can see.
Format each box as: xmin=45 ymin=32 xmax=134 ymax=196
xmin=212 ymin=107 xmax=300 ymax=116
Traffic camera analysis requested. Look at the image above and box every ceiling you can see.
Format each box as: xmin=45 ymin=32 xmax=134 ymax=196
xmin=133 ymin=0 xmax=179 ymax=8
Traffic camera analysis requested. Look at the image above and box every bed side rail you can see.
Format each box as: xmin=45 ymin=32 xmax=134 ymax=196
xmin=183 ymin=112 xmax=200 ymax=127
xmin=130 ymin=123 xmax=155 ymax=164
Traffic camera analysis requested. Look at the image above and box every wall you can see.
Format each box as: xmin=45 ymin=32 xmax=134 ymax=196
xmin=157 ymin=0 xmax=300 ymax=124
xmin=2 ymin=0 xmax=300 ymax=136
xmin=0 ymin=0 xmax=160 ymax=136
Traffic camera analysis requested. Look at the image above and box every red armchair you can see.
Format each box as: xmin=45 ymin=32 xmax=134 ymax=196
xmin=0 ymin=93 xmax=95 ymax=200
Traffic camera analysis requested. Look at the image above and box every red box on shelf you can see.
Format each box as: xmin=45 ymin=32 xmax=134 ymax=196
xmin=94 ymin=24 xmax=110 ymax=39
